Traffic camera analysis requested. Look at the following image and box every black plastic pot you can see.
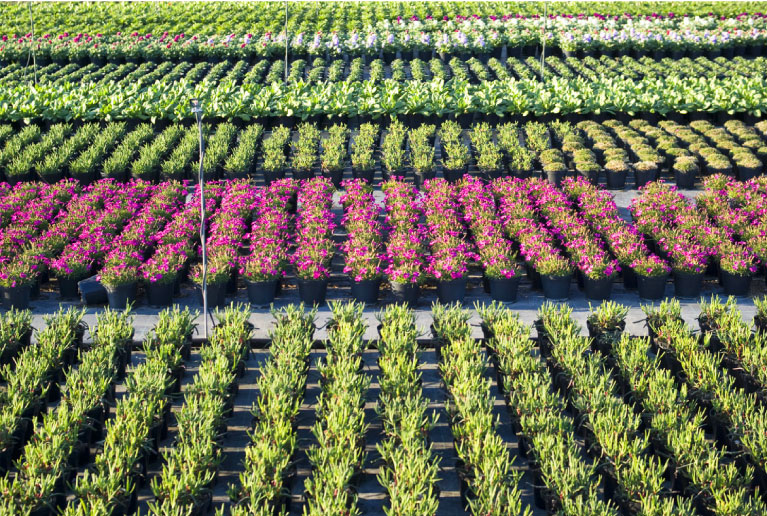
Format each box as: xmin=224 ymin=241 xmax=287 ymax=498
xmin=1 ymin=285 xmax=31 ymax=309
xmin=583 ymin=275 xmax=614 ymax=300
xmin=323 ymin=169 xmax=344 ymax=189
xmin=674 ymin=169 xmax=696 ymax=189
xmin=436 ymin=278 xmax=467 ymax=304
xmin=622 ymin=267 xmax=637 ymax=289
xmin=606 ymin=170 xmax=627 ymax=190
xmin=297 ymin=278 xmax=328 ymax=305
xmin=673 ymin=271 xmax=704 ymax=298
xmin=391 ymin=282 xmax=419 ymax=306
xmin=579 ymin=169 xmax=600 ymax=185
xmin=634 ymin=167 xmax=658 ymax=188
xmin=245 ymin=279 xmax=279 ymax=305
xmin=637 ymin=273 xmax=669 ymax=300
xmin=488 ymin=275 xmax=520 ymax=302
xmin=721 ymin=271 xmax=752 ymax=297
xmin=79 ymin=275 xmax=107 ymax=305
xmin=350 ymin=278 xmax=381 ymax=304
xmin=58 ymin=276 xmax=81 ymax=299
xmin=541 ymin=273 xmax=572 ymax=300
xmin=263 ymin=169 xmax=285 ymax=186
xmin=737 ymin=164 xmax=761 ymax=182
xmin=444 ymin=168 xmax=464 ymax=183
xmin=352 ymin=168 xmax=375 ymax=183
xmin=146 ymin=281 xmax=175 ymax=307
xmin=105 ymin=282 xmax=138 ymax=310
xmin=199 ymin=282 xmax=228 ymax=308
xmin=414 ymin=170 xmax=436 ymax=189
xmin=545 ymin=169 xmax=566 ymax=187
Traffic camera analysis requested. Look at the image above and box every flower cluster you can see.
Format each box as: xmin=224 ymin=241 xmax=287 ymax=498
xmin=290 ymin=177 xmax=336 ymax=281
xmin=98 ymin=181 xmax=186 ymax=288
xmin=457 ymin=176 xmax=519 ymax=279
xmin=422 ymin=178 xmax=475 ymax=281
xmin=527 ymin=178 xmax=620 ymax=280
xmin=240 ymin=179 xmax=296 ymax=282
xmin=562 ymin=177 xmax=670 ymax=277
xmin=340 ymin=179 xmax=385 ymax=282
xmin=493 ymin=178 xmax=573 ymax=277
xmin=141 ymin=182 xmax=226 ymax=285
xmin=190 ymin=180 xmax=256 ymax=286
xmin=630 ymin=181 xmax=735 ymax=274
xmin=5 ymin=14 xmax=767 ymax=63
xmin=49 ymin=180 xmax=153 ymax=280
xmin=382 ymin=179 xmax=425 ymax=284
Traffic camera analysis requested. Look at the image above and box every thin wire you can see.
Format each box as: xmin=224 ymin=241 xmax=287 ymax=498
xmin=540 ymin=1 xmax=547 ymax=83
xmin=284 ymin=0 xmax=289 ymax=83
xmin=196 ymin=109 xmax=208 ymax=339
xmin=28 ymin=2 xmax=37 ymax=86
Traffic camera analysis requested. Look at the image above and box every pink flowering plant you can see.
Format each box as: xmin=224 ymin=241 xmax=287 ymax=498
xmin=290 ymin=178 xmax=336 ymax=281
xmin=0 ymin=252 xmax=39 ymax=288
xmin=382 ymin=179 xmax=425 ymax=285
xmin=719 ymin=242 xmax=758 ymax=276
xmin=493 ymin=178 xmax=573 ymax=278
xmin=340 ymin=179 xmax=384 ymax=282
xmin=457 ymin=176 xmax=520 ymax=280
xmin=630 ymin=254 xmax=671 ymax=277
xmin=142 ymin=243 xmax=190 ymax=285
xmin=241 ymin=180 xmax=295 ymax=282
xmin=529 ymin=178 xmax=620 ymax=281
xmin=422 ymin=178 xmax=475 ymax=281
xmin=191 ymin=180 xmax=255 ymax=286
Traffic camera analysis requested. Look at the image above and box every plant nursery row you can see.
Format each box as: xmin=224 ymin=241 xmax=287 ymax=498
xmin=6 ymin=12 xmax=767 ymax=64
xmin=6 ymin=73 xmax=767 ymax=122
xmin=0 ymin=169 xmax=766 ymax=310
xmin=4 ymin=298 xmax=767 ymax=515
xmin=0 ymin=117 xmax=764 ymax=186
xmin=3 ymin=53 xmax=763 ymax=92
xmin=2 ymin=2 xmax=764 ymax=35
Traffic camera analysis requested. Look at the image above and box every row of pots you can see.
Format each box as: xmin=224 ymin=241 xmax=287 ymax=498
xmin=0 ymin=267 xmax=752 ymax=310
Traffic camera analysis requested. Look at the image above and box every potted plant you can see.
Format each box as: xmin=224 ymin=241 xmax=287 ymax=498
xmin=576 ymin=161 xmax=601 ymax=185
xmin=632 ymin=255 xmax=671 ymax=300
xmin=341 ymin=181 xmax=384 ymax=304
xmin=191 ymin=252 xmax=232 ymax=308
xmin=350 ymin=123 xmax=378 ymax=183
xmin=670 ymin=244 xmax=708 ymax=298
xmin=542 ymin=161 xmax=567 ymax=187
xmin=719 ymin=242 xmax=756 ymax=297
xmin=580 ymin=253 xmax=619 ymax=301
xmin=736 ymin=155 xmax=763 ymax=181
xmin=410 ymin=125 xmax=437 ymax=188
xmin=586 ymin=301 xmax=628 ymax=353
xmin=142 ymin=247 xmax=189 ymax=307
xmin=672 ymin=156 xmax=698 ymax=189
xmin=633 ymin=161 xmax=658 ymax=188
xmin=99 ymin=258 xmax=140 ymax=310
xmin=537 ymin=256 xmax=573 ymax=300
xmin=291 ymin=178 xmax=336 ymax=306
xmin=320 ymin=124 xmax=348 ymax=188
xmin=0 ymin=257 xmax=39 ymax=309
xmin=604 ymin=160 xmax=629 ymax=190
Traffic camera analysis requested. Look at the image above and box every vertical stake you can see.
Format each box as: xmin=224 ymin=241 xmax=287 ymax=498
xmin=540 ymin=1 xmax=548 ymax=83
xmin=285 ymin=0 xmax=289 ymax=82
xmin=190 ymin=98 xmax=208 ymax=339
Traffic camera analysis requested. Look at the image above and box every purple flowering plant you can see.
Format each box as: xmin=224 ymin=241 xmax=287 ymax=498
xmin=340 ymin=179 xmax=384 ymax=282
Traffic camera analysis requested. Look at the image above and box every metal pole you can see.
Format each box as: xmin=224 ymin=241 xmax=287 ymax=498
xmin=191 ymin=99 xmax=208 ymax=339
xmin=28 ymin=2 xmax=37 ymax=85
xmin=540 ymin=1 xmax=548 ymax=82
xmin=284 ymin=0 xmax=289 ymax=82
